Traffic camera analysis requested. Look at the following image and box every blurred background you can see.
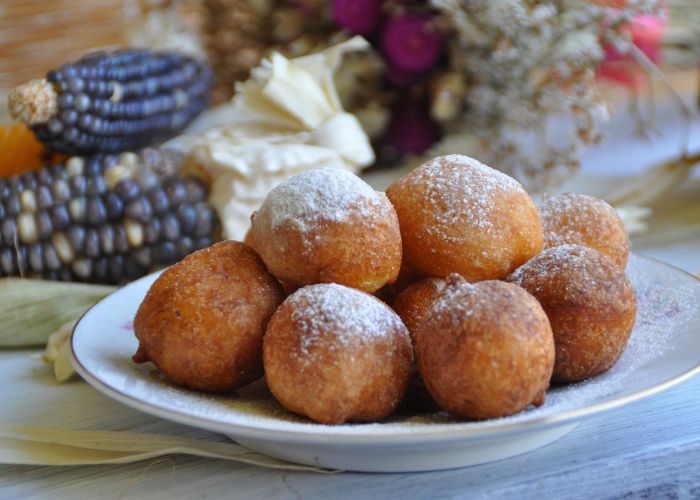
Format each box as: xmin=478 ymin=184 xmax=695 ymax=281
xmin=0 ymin=0 xmax=698 ymax=273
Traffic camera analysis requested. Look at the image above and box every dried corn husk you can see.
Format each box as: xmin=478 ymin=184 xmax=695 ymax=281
xmin=187 ymin=36 xmax=375 ymax=240
xmin=605 ymin=153 xmax=700 ymax=207
xmin=0 ymin=425 xmax=335 ymax=471
xmin=615 ymin=206 xmax=654 ymax=235
xmin=32 ymin=321 xmax=77 ymax=381
xmin=0 ymin=280 xmax=115 ymax=347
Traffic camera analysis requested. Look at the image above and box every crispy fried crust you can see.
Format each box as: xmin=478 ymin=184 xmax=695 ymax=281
xmin=507 ymin=245 xmax=636 ymax=383
xmin=539 ymin=193 xmax=629 ymax=268
xmin=386 ymin=155 xmax=543 ymax=282
xmin=417 ymin=277 xmax=555 ymax=419
xmin=392 ymin=278 xmax=447 ymax=347
xmin=133 ymin=240 xmax=285 ymax=392
xmin=391 ymin=259 xmax=422 ymax=295
xmin=392 ymin=278 xmax=447 ymax=411
xmin=251 ymin=171 xmax=402 ymax=293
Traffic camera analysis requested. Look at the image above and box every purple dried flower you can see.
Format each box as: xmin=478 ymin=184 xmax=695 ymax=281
xmin=381 ymin=14 xmax=442 ymax=73
xmin=332 ymin=0 xmax=384 ymax=36
xmin=386 ymin=98 xmax=441 ymax=155
xmin=384 ymin=62 xmax=421 ymax=88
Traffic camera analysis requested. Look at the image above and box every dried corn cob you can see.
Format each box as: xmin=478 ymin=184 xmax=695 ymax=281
xmin=8 ymin=49 xmax=212 ymax=156
xmin=0 ymin=148 xmax=219 ymax=285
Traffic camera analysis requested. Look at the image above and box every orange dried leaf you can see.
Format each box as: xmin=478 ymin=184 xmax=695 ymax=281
xmin=0 ymin=123 xmax=46 ymax=177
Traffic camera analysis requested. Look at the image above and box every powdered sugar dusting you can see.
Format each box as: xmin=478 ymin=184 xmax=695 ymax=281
xmin=409 ymin=155 xmax=523 ymax=241
xmin=286 ymin=283 xmax=407 ymax=366
xmin=539 ymin=192 xmax=627 ymax=263
xmin=430 ymin=276 xmax=486 ymax=323
xmin=508 ymin=244 xmax=610 ymax=296
xmin=258 ymin=168 xmax=385 ymax=234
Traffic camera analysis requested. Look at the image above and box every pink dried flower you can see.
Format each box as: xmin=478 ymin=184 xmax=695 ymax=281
xmin=332 ymin=0 xmax=384 ymax=36
xmin=381 ymin=14 xmax=443 ymax=73
xmin=386 ymin=98 xmax=441 ymax=154
xmin=600 ymin=13 xmax=666 ymax=87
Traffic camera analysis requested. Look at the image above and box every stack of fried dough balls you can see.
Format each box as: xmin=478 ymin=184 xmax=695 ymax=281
xmin=507 ymin=244 xmax=636 ymax=383
xmin=135 ymin=168 xmax=412 ymax=424
xmin=513 ymin=192 xmax=636 ymax=383
xmin=252 ymin=169 xmax=411 ymax=424
xmin=133 ymin=154 xmax=637 ymax=425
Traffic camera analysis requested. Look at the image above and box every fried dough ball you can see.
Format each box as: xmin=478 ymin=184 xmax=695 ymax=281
xmin=539 ymin=193 xmax=629 ymax=268
xmin=245 ymin=218 xmax=312 ymax=297
xmin=393 ymin=278 xmax=447 ymax=346
xmin=386 ymin=155 xmax=543 ymax=281
xmin=133 ymin=241 xmax=285 ymax=392
xmin=417 ymin=276 xmax=555 ymax=420
xmin=251 ymin=169 xmax=402 ymax=293
xmin=507 ymin=244 xmax=636 ymax=383
xmin=392 ymin=259 xmax=422 ymax=295
xmin=263 ymin=283 xmax=413 ymax=424
xmin=392 ymin=278 xmax=446 ymax=411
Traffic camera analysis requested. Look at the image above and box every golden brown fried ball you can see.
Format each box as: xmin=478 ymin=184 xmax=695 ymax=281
xmin=386 ymin=155 xmax=543 ymax=282
xmin=539 ymin=192 xmax=629 ymax=268
xmin=133 ymin=241 xmax=285 ymax=392
xmin=507 ymin=244 xmax=636 ymax=383
xmin=263 ymin=283 xmax=413 ymax=424
xmin=392 ymin=278 xmax=447 ymax=411
xmin=417 ymin=276 xmax=555 ymax=419
xmin=392 ymin=278 xmax=447 ymax=347
xmin=391 ymin=259 xmax=422 ymax=295
xmin=251 ymin=169 xmax=402 ymax=293
xmin=244 ymin=225 xmax=303 ymax=296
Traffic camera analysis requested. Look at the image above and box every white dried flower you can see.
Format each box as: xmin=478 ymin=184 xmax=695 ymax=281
xmin=429 ymin=0 xmax=661 ymax=190
xmin=553 ymin=30 xmax=603 ymax=66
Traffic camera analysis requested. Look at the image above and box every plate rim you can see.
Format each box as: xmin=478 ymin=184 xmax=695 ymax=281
xmin=70 ymin=253 xmax=700 ymax=445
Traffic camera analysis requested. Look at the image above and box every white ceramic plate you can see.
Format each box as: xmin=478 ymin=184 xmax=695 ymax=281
xmin=70 ymin=254 xmax=700 ymax=472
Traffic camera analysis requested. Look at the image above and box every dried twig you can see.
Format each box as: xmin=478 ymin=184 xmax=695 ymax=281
xmin=628 ymin=44 xmax=696 ymax=154
xmin=605 ymin=151 xmax=700 ymax=207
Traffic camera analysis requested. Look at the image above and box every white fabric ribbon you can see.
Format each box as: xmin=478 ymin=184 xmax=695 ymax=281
xmin=188 ymin=37 xmax=375 ymax=241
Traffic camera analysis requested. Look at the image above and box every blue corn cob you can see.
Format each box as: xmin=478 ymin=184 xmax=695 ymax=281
xmin=0 ymin=149 xmax=219 ymax=285
xmin=9 ymin=49 xmax=212 ymax=156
